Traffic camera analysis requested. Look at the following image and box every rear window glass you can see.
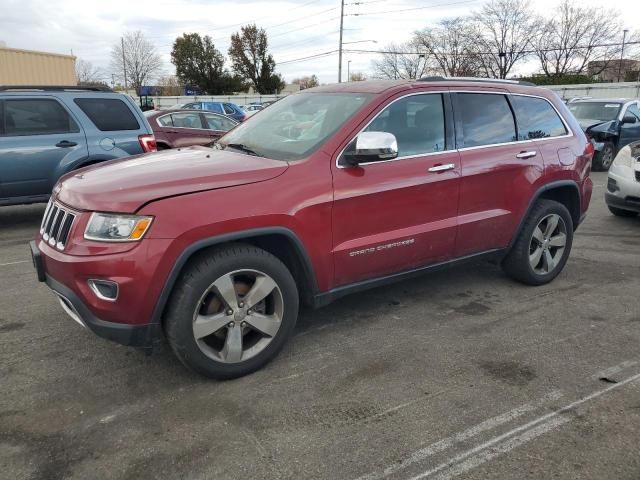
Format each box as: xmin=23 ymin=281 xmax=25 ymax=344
xmin=74 ymin=98 xmax=140 ymax=131
xmin=457 ymin=93 xmax=516 ymax=148
xmin=3 ymin=99 xmax=79 ymax=136
xmin=511 ymin=95 xmax=567 ymax=140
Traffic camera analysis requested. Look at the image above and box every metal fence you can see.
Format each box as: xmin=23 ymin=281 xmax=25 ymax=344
xmin=143 ymin=94 xmax=284 ymax=109
xmin=547 ymin=82 xmax=640 ymax=100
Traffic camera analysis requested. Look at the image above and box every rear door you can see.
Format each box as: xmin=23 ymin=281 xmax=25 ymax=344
xmin=0 ymin=97 xmax=87 ymax=200
xmin=453 ymin=91 xmax=542 ymax=256
xmin=331 ymin=91 xmax=460 ymax=286
xmin=202 ymin=113 xmax=238 ymax=141
xmin=619 ymin=102 xmax=640 ymax=149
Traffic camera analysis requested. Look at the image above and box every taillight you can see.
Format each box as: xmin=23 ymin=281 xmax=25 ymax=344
xmin=584 ymin=140 xmax=595 ymax=158
xmin=138 ymin=134 xmax=157 ymax=153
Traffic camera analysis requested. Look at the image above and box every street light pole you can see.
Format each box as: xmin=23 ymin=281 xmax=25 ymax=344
xmin=617 ymin=29 xmax=629 ymax=83
xmin=338 ymin=0 xmax=345 ymax=83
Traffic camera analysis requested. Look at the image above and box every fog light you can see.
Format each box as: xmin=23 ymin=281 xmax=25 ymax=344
xmin=88 ymin=279 xmax=119 ymax=301
xmin=607 ymin=177 xmax=619 ymax=193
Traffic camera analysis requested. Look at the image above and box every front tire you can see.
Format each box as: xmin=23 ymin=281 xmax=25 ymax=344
xmin=593 ymin=142 xmax=615 ymax=171
xmin=164 ymin=244 xmax=299 ymax=379
xmin=502 ymin=199 xmax=573 ymax=286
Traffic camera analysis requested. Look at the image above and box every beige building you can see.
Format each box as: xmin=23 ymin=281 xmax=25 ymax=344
xmin=0 ymin=46 xmax=76 ymax=85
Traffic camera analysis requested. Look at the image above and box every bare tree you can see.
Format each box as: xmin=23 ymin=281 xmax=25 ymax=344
xmin=414 ymin=18 xmax=484 ymax=77
xmin=157 ymin=75 xmax=183 ymax=96
xmin=75 ymin=59 xmax=103 ymax=85
xmin=471 ymin=0 xmax=541 ymax=78
xmin=291 ymin=75 xmax=319 ymax=89
xmin=349 ymin=72 xmax=367 ymax=82
xmin=110 ymin=31 xmax=162 ymax=94
xmin=535 ymin=1 xmax=623 ymax=78
xmin=370 ymin=41 xmax=429 ymax=80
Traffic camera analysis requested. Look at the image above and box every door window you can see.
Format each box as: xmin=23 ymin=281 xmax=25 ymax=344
xmin=171 ymin=112 xmax=204 ymax=129
xmin=3 ymin=99 xmax=79 ymax=136
xmin=626 ymin=104 xmax=640 ymax=120
xmin=364 ymin=94 xmax=447 ymax=157
xmin=74 ymin=98 xmax=139 ymax=131
xmin=457 ymin=93 xmax=516 ymax=148
xmin=185 ymin=102 xmax=202 ymax=110
xmin=223 ymin=104 xmax=236 ymax=115
xmin=511 ymin=95 xmax=567 ymax=140
xmin=204 ymin=113 xmax=236 ymax=132
xmin=203 ymin=103 xmax=223 ymax=113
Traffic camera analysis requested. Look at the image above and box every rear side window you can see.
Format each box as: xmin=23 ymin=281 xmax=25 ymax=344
xmin=74 ymin=98 xmax=140 ymax=131
xmin=157 ymin=115 xmax=173 ymax=127
xmin=511 ymin=95 xmax=567 ymax=140
xmin=365 ymin=93 xmax=447 ymax=157
xmin=204 ymin=103 xmax=223 ymax=114
xmin=223 ymin=104 xmax=235 ymax=115
xmin=457 ymin=93 xmax=516 ymax=148
xmin=3 ymin=99 xmax=79 ymax=136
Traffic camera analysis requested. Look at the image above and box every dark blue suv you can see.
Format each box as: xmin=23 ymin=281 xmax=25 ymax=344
xmin=0 ymin=86 xmax=156 ymax=206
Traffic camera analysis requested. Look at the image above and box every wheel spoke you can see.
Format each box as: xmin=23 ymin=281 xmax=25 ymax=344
xmin=243 ymin=275 xmax=277 ymax=308
xmin=529 ymin=246 xmax=544 ymax=268
xmin=245 ymin=312 xmax=281 ymax=337
xmin=549 ymin=232 xmax=567 ymax=248
xmin=543 ymin=249 xmax=555 ymax=273
xmin=221 ymin=324 xmax=243 ymax=362
xmin=532 ymin=226 xmax=544 ymax=244
xmin=193 ymin=313 xmax=228 ymax=339
xmin=544 ymin=215 xmax=559 ymax=238
xmin=212 ymin=273 xmax=239 ymax=310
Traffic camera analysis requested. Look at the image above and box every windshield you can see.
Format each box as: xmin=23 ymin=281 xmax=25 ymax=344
xmin=568 ymin=102 xmax=622 ymax=122
xmin=217 ymin=92 xmax=372 ymax=161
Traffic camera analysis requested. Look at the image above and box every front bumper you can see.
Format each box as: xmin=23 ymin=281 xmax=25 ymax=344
xmin=606 ymin=166 xmax=640 ymax=212
xmin=30 ymin=239 xmax=167 ymax=350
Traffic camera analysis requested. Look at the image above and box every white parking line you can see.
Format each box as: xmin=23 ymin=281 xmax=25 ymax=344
xmin=407 ymin=372 xmax=640 ymax=480
xmin=355 ymin=390 xmax=563 ymax=480
xmin=0 ymin=260 xmax=28 ymax=267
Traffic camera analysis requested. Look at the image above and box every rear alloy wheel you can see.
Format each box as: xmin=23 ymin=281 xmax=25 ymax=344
xmin=593 ymin=142 xmax=615 ymax=171
xmin=165 ymin=244 xmax=299 ymax=379
xmin=502 ymin=199 xmax=573 ymax=286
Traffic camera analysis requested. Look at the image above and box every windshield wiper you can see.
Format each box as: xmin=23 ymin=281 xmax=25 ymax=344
xmin=225 ymin=143 xmax=260 ymax=156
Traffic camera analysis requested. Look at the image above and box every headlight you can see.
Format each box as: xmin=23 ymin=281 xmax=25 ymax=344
xmin=612 ymin=145 xmax=633 ymax=168
xmin=84 ymin=213 xmax=153 ymax=242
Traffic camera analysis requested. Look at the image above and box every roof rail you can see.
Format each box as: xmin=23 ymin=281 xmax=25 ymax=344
xmin=417 ymin=76 xmax=536 ymax=87
xmin=0 ymin=85 xmax=114 ymax=92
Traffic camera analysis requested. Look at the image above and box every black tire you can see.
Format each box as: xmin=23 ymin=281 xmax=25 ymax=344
xmin=608 ymin=205 xmax=638 ymax=217
xmin=592 ymin=142 xmax=615 ymax=171
xmin=502 ymin=199 xmax=574 ymax=286
xmin=164 ymin=243 xmax=299 ymax=379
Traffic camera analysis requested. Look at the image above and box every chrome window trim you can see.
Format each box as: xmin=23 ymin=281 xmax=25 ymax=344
xmin=335 ymin=89 xmax=574 ymax=169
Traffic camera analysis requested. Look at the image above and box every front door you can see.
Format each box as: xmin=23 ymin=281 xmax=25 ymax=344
xmin=202 ymin=113 xmax=238 ymax=142
xmin=331 ymin=92 xmax=460 ymax=286
xmin=619 ymin=103 xmax=640 ymax=149
xmin=0 ymin=97 xmax=87 ymax=200
xmin=169 ymin=112 xmax=212 ymax=147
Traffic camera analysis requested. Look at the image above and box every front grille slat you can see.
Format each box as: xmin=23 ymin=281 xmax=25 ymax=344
xmin=40 ymin=201 xmax=76 ymax=250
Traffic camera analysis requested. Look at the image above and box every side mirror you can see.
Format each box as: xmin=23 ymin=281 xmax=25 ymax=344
xmin=622 ymin=114 xmax=637 ymax=124
xmin=340 ymin=131 xmax=398 ymax=167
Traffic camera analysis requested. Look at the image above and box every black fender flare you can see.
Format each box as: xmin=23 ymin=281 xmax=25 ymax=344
xmin=148 ymin=227 xmax=318 ymax=328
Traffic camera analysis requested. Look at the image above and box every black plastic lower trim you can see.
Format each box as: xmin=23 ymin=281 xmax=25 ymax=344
xmin=46 ymin=275 xmax=157 ymax=349
xmin=605 ymin=192 xmax=640 ymax=213
xmin=312 ymin=248 xmax=505 ymax=308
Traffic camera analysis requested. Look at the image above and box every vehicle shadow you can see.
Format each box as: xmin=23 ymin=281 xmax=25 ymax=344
xmin=0 ymin=204 xmax=46 ymax=232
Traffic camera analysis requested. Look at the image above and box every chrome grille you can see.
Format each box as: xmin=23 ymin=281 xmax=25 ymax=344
xmin=40 ymin=200 xmax=76 ymax=250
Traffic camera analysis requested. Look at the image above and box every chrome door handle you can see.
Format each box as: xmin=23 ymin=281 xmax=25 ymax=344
xmin=516 ymin=151 xmax=537 ymax=159
xmin=428 ymin=163 xmax=455 ymax=172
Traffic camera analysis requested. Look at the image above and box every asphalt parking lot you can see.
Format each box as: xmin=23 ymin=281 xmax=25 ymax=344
xmin=1 ymin=171 xmax=639 ymax=480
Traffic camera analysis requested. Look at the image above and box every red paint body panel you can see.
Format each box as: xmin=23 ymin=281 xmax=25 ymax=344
xmin=36 ymin=79 xmax=593 ymax=333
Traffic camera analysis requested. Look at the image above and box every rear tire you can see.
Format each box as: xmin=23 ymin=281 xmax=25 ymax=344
xmin=592 ymin=142 xmax=615 ymax=171
xmin=164 ymin=243 xmax=299 ymax=379
xmin=608 ymin=205 xmax=638 ymax=217
xmin=502 ymin=199 xmax=573 ymax=286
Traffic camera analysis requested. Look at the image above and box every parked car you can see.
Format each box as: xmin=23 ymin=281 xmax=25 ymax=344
xmin=241 ymin=104 xmax=263 ymax=117
xmin=567 ymin=98 xmax=640 ymax=171
xmin=605 ymin=140 xmax=640 ymax=217
xmin=31 ymin=77 xmax=593 ymax=379
xmin=144 ymin=109 xmax=238 ymax=149
xmin=177 ymin=101 xmax=247 ymax=122
xmin=0 ymin=85 xmax=156 ymax=206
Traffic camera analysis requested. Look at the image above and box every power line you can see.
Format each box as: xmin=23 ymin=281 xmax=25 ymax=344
xmin=277 ymin=49 xmax=338 ymax=65
xmin=346 ymin=0 xmax=480 ymax=16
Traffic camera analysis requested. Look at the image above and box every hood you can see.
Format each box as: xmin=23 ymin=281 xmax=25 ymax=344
xmin=56 ymin=146 xmax=288 ymax=212
xmin=578 ymin=119 xmax=616 ymax=133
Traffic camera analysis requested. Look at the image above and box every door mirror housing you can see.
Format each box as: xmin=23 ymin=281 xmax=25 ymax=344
xmin=340 ymin=131 xmax=398 ymax=167
xmin=621 ymin=114 xmax=637 ymax=124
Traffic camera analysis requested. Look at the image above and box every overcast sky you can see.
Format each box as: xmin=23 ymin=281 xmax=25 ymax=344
xmin=1 ymin=0 xmax=638 ymax=85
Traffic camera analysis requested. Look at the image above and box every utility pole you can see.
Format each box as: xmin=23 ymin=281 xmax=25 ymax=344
xmin=121 ymin=37 xmax=128 ymax=92
xmin=338 ymin=0 xmax=345 ymax=83
xmin=617 ymin=29 xmax=629 ymax=83
xmin=347 ymin=60 xmax=351 ymax=82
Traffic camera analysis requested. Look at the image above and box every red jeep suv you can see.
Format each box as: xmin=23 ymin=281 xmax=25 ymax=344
xmin=31 ymin=78 xmax=593 ymax=379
